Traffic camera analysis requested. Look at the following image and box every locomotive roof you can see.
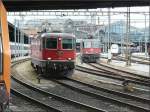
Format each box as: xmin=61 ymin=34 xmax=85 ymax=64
xmin=37 ymin=33 xmax=75 ymax=38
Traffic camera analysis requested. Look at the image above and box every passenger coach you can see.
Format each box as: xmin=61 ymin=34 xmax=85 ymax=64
xmin=31 ymin=32 xmax=76 ymax=77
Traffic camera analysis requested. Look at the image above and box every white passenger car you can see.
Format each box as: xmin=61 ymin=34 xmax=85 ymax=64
xmin=10 ymin=42 xmax=30 ymax=58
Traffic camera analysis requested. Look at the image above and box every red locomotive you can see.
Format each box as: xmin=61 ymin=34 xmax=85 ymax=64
xmin=31 ymin=32 xmax=76 ymax=77
xmin=80 ymin=38 xmax=102 ymax=63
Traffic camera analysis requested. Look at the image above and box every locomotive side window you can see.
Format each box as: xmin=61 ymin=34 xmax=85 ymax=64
xmin=62 ymin=38 xmax=73 ymax=49
xmin=46 ymin=38 xmax=57 ymax=49
xmin=0 ymin=33 xmax=3 ymax=75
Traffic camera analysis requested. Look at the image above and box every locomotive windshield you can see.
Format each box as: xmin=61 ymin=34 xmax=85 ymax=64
xmin=83 ymin=42 xmax=91 ymax=48
xmin=93 ymin=41 xmax=100 ymax=48
xmin=62 ymin=38 xmax=74 ymax=49
xmin=46 ymin=38 xmax=57 ymax=49
xmin=83 ymin=40 xmax=100 ymax=48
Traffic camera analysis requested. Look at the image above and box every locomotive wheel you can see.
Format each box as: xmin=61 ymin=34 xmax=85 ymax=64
xmin=37 ymin=66 xmax=42 ymax=74
xmin=42 ymin=69 xmax=74 ymax=78
xmin=66 ymin=69 xmax=74 ymax=76
xmin=31 ymin=62 xmax=34 ymax=68
xmin=31 ymin=62 xmax=37 ymax=72
xmin=93 ymin=59 xmax=97 ymax=63
xmin=96 ymin=59 xmax=100 ymax=63
xmin=82 ymin=59 xmax=87 ymax=63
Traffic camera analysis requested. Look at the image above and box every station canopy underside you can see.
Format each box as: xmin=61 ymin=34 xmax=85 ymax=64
xmin=3 ymin=0 xmax=150 ymax=11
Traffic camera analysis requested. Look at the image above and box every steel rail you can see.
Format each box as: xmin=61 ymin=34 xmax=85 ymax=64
xmin=11 ymin=60 xmax=107 ymax=112
xmin=68 ymin=78 xmax=150 ymax=103
xmin=131 ymin=55 xmax=150 ymax=61
xmin=95 ymin=62 xmax=150 ymax=80
xmin=101 ymin=56 xmax=150 ymax=65
xmin=53 ymin=78 xmax=150 ymax=112
xmin=116 ymin=56 xmax=150 ymax=65
xmin=11 ymin=88 xmax=61 ymax=112
xmin=75 ymin=65 xmax=150 ymax=87
xmin=88 ymin=63 xmax=150 ymax=82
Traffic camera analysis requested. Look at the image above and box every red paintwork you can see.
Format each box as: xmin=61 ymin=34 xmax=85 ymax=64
xmin=31 ymin=39 xmax=43 ymax=60
xmin=82 ymin=48 xmax=101 ymax=55
xmin=42 ymin=49 xmax=76 ymax=60
xmin=31 ymin=33 xmax=76 ymax=61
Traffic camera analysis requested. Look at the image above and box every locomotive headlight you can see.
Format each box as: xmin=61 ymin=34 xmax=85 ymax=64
xmin=48 ymin=57 xmax=51 ymax=60
xmin=58 ymin=38 xmax=61 ymax=41
xmin=68 ymin=58 xmax=71 ymax=60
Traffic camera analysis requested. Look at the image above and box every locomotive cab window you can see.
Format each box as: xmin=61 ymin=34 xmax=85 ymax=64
xmin=62 ymin=38 xmax=73 ymax=49
xmin=0 ymin=35 xmax=3 ymax=75
xmin=46 ymin=38 xmax=57 ymax=49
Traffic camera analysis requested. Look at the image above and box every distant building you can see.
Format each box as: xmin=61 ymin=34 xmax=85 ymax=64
xmin=94 ymin=21 xmax=149 ymax=44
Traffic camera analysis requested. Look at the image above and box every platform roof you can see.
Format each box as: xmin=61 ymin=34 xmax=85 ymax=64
xmin=3 ymin=0 xmax=150 ymax=11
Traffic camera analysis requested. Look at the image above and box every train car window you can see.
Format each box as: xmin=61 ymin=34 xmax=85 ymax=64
xmin=0 ymin=36 xmax=3 ymax=75
xmin=46 ymin=38 xmax=57 ymax=49
xmin=62 ymin=38 xmax=73 ymax=49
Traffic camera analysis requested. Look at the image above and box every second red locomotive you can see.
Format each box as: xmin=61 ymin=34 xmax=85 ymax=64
xmin=80 ymin=38 xmax=102 ymax=63
xmin=31 ymin=32 xmax=76 ymax=77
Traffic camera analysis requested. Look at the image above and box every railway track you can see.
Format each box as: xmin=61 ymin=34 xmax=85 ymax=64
xmin=11 ymin=88 xmax=59 ymax=112
xmin=52 ymin=78 xmax=150 ymax=112
xmin=131 ymin=55 xmax=150 ymax=61
xmin=76 ymin=65 xmax=150 ymax=88
xmin=11 ymin=59 xmax=150 ymax=112
xmin=11 ymin=60 xmax=107 ymax=112
xmin=115 ymin=56 xmax=150 ymax=65
xmin=10 ymin=93 xmax=48 ymax=112
xmin=89 ymin=63 xmax=150 ymax=81
xmin=101 ymin=56 xmax=150 ymax=65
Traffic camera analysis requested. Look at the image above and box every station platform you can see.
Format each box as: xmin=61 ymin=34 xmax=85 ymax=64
xmin=100 ymin=58 xmax=150 ymax=77
xmin=131 ymin=52 xmax=149 ymax=58
xmin=77 ymin=52 xmax=149 ymax=77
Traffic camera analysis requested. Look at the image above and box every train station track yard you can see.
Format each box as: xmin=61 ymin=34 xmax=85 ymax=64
xmin=10 ymin=59 xmax=150 ymax=112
